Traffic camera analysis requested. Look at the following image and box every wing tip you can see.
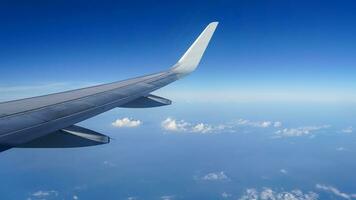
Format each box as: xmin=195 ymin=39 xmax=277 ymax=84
xmin=171 ymin=21 xmax=219 ymax=76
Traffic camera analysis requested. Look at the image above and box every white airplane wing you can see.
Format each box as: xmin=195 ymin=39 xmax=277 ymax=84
xmin=0 ymin=22 xmax=218 ymax=152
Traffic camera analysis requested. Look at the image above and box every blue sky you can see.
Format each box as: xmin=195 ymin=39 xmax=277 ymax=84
xmin=1 ymin=0 xmax=356 ymax=103
xmin=1 ymin=1 xmax=356 ymax=200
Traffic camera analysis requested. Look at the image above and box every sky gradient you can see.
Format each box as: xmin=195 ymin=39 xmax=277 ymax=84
xmin=1 ymin=0 xmax=356 ymax=103
xmin=1 ymin=1 xmax=356 ymax=200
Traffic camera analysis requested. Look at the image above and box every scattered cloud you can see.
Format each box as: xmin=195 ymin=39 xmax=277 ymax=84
xmin=112 ymin=117 xmax=141 ymax=128
xmin=191 ymin=123 xmax=213 ymax=133
xmin=222 ymin=192 xmax=232 ymax=198
xmin=161 ymin=118 xmax=215 ymax=133
xmin=236 ymin=119 xmax=274 ymax=128
xmin=28 ymin=190 xmax=81 ymax=200
xmin=316 ymin=184 xmax=356 ymax=199
xmin=161 ymin=118 xmax=190 ymax=132
xmin=342 ymin=126 xmax=353 ymax=133
xmin=161 ymin=118 xmax=283 ymax=134
xmin=161 ymin=117 xmax=331 ymax=138
xmin=160 ymin=195 xmax=175 ymax=200
xmin=201 ymin=171 xmax=229 ymax=181
xmin=280 ymin=169 xmax=288 ymax=175
xmin=127 ymin=197 xmax=138 ymax=200
xmin=29 ymin=190 xmax=59 ymax=199
xmin=275 ymin=125 xmax=330 ymax=137
xmin=274 ymin=121 xmax=283 ymax=127
xmin=239 ymin=188 xmax=318 ymax=200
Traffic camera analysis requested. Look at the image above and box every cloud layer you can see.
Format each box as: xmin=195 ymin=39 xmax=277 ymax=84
xmin=239 ymin=188 xmax=318 ymax=200
xmin=161 ymin=118 xmax=283 ymax=134
xmin=161 ymin=117 xmax=330 ymax=138
xmin=275 ymin=125 xmax=330 ymax=137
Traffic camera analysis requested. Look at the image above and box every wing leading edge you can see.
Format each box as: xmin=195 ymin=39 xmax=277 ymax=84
xmin=0 ymin=22 xmax=219 ymax=151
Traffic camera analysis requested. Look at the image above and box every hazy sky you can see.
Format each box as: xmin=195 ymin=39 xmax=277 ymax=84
xmin=1 ymin=0 xmax=356 ymax=103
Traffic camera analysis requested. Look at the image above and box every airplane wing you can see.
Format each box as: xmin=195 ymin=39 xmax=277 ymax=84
xmin=0 ymin=22 xmax=218 ymax=152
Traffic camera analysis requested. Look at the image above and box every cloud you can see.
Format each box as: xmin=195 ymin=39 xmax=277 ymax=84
xmin=161 ymin=118 xmax=216 ymax=133
xmin=222 ymin=192 xmax=232 ymax=198
xmin=236 ymin=119 xmax=274 ymax=128
xmin=192 ymin=123 xmax=213 ymax=133
xmin=160 ymin=195 xmax=175 ymax=200
xmin=239 ymin=188 xmax=318 ymax=200
xmin=29 ymin=190 xmax=59 ymax=199
xmin=112 ymin=117 xmax=141 ymax=128
xmin=73 ymin=195 xmax=79 ymax=200
xmin=161 ymin=118 xmax=189 ymax=132
xmin=342 ymin=126 xmax=353 ymax=133
xmin=275 ymin=125 xmax=330 ymax=137
xmin=161 ymin=117 xmax=283 ymax=134
xmin=280 ymin=169 xmax=288 ymax=174
xmin=201 ymin=171 xmax=229 ymax=181
xmin=274 ymin=121 xmax=283 ymax=127
xmin=316 ymin=184 xmax=356 ymax=199
xmin=161 ymin=117 xmax=332 ymax=139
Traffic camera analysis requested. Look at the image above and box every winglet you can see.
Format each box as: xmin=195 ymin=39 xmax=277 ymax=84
xmin=171 ymin=22 xmax=218 ymax=76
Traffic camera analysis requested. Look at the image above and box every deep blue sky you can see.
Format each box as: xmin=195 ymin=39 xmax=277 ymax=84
xmin=1 ymin=0 xmax=356 ymax=103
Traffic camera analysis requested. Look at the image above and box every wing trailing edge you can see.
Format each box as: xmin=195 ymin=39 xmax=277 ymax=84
xmin=120 ymin=94 xmax=171 ymax=108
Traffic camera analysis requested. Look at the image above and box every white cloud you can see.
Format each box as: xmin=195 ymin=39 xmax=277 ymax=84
xmin=112 ymin=117 xmax=141 ymax=128
xmin=222 ymin=192 xmax=232 ymax=198
xmin=192 ymin=123 xmax=213 ymax=133
xmin=239 ymin=188 xmax=318 ymax=200
xmin=161 ymin=117 xmax=283 ymax=134
xmin=274 ymin=121 xmax=283 ymax=127
xmin=239 ymin=188 xmax=258 ymax=200
xmin=127 ymin=197 xmax=138 ymax=200
xmin=201 ymin=171 xmax=229 ymax=181
xmin=316 ymin=184 xmax=356 ymax=199
xmin=161 ymin=118 xmax=189 ymax=132
xmin=342 ymin=126 xmax=353 ymax=133
xmin=275 ymin=125 xmax=330 ymax=137
xmin=160 ymin=195 xmax=175 ymax=200
xmin=280 ymin=169 xmax=288 ymax=174
xmin=73 ymin=195 xmax=79 ymax=200
xmin=237 ymin=119 xmax=274 ymax=128
xmin=30 ymin=190 xmax=59 ymax=199
xmin=161 ymin=118 xmax=215 ymax=133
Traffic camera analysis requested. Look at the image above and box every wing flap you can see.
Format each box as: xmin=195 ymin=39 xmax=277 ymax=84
xmin=120 ymin=94 xmax=171 ymax=108
xmin=18 ymin=125 xmax=109 ymax=148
